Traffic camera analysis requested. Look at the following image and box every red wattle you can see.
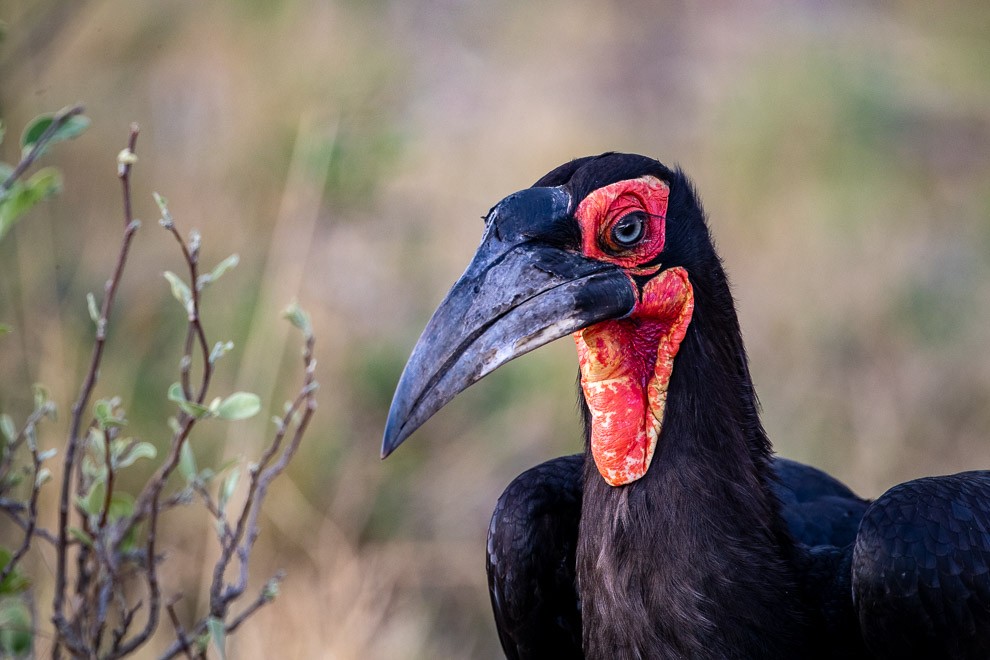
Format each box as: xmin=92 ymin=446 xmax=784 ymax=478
xmin=575 ymin=267 xmax=694 ymax=486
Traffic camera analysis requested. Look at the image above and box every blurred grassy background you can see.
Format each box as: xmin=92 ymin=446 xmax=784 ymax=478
xmin=2 ymin=0 xmax=990 ymax=656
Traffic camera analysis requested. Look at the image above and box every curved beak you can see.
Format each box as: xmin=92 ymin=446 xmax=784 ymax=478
xmin=382 ymin=187 xmax=636 ymax=458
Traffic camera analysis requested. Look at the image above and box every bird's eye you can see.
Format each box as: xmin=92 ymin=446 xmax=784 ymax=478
xmin=610 ymin=212 xmax=646 ymax=247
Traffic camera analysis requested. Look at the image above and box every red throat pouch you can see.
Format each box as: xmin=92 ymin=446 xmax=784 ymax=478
xmin=575 ymin=267 xmax=694 ymax=486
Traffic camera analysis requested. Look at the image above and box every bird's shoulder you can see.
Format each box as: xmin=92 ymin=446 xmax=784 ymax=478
xmin=771 ymin=457 xmax=870 ymax=548
xmin=852 ymin=470 xmax=990 ymax=658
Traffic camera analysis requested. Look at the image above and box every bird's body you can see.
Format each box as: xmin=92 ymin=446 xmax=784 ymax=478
xmin=383 ymin=153 xmax=990 ymax=658
xmin=488 ymin=455 xmax=870 ymax=659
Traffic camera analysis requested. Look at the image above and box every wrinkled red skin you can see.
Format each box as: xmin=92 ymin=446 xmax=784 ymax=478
xmin=572 ymin=177 xmax=695 ymax=486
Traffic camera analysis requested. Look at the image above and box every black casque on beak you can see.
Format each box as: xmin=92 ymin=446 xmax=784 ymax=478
xmin=382 ymin=186 xmax=636 ymax=458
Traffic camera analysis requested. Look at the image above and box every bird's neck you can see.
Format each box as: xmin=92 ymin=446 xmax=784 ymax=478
xmin=576 ymin=283 xmax=809 ymax=658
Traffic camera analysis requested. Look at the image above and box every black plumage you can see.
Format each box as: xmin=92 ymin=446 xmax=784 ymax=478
xmin=487 ymin=455 xmax=870 ymax=659
xmin=383 ymin=153 xmax=990 ymax=658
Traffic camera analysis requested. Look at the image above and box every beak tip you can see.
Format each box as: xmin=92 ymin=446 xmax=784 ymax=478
xmin=380 ymin=412 xmax=409 ymax=460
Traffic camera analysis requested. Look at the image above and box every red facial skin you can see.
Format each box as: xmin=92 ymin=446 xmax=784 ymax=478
xmin=572 ymin=176 xmax=695 ymax=486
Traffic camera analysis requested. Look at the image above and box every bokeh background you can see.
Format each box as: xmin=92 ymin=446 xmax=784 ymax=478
xmin=2 ymin=1 xmax=990 ymax=656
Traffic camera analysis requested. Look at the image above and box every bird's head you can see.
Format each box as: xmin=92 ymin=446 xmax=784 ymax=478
xmin=383 ymin=153 xmax=718 ymax=486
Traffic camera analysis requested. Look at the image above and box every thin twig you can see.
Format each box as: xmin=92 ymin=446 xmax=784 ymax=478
xmin=116 ymin=210 xmax=210 ymax=657
xmin=165 ymin=598 xmax=196 ymax=660
xmin=0 ymin=504 xmax=60 ymax=545
xmin=53 ymin=124 xmax=140 ymax=659
xmin=158 ymin=571 xmax=284 ymax=660
xmin=191 ymin=481 xmax=234 ymax=546
xmin=212 ymin=334 xmax=316 ymax=609
xmin=163 ymin=224 xmax=212 ymax=403
xmin=226 ymin=570 xmax=285 ymax=633
xmin=110 ymin=493 xmax=160 ymax=657
xmin=0 ymin=405 xmax=53 ymax=585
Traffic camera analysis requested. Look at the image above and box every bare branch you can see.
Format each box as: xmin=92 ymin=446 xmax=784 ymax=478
xmin=0 ymin=409 xmax=48 ymax=585
xmin=212 ymin=332 xmax=316 ymax=611
xmin=165 ymin=597 xmax=197 ymax=660
xmin=53 ymin=124 xmax=141 ymax=659
xmin=159 ymin=571 xmax=284 ymax=660
xmin=226 ymin=570 xmax=285 ymax=633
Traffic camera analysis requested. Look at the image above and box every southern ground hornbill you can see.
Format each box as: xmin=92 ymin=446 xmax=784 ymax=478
xmin=382 ymin=153 xmax=990 ymax=658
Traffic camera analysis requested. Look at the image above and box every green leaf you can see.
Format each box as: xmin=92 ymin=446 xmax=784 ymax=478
xmin=0 ymin=415 xmax=15 ymax=445
xmin=163 ymin=271 xmax=192 ymax=309
xmin=167 ymin=383 xmax=185 ymax=404
xmin=197 ymin=253 xmax=239 ymax=290
xmin=219 ymin=467 xmax=239 ymax=509
xmin=35 ymin=467 xmax=52 ymax=487
xmin=94 ymin=399 xmax=110 ymax=422
xmin=87 ymin=293 xmax=100 ymax=325
xmin=113 ymin=440 xmax=157 ymax=469
xmin=87 ymin=427 xmax=106 ymax=455
xmin=93 ymin=398 xmax=126 ymax=430
xmin=68 ymin=527 xmax=93 ymax=547
xmin=0 ymin=549 xmax=29 ymax=595
xmin=16 ymin=115 xmax=50 ymax=153
xmin=215 ymin=392 xmax=261 ymax=421
xmin=207 ymin=616 xmax=227 ymax=660
xmin=153 ymin=191 xmax=173 ymax=228
xmin=262 ymin=576 xmax=280 ymax=601
xmin=26 ymin=167 xmax=61 ymax=198
xmin=1 ymin=470 xmax=23 ymax=489
xmin=0 ymin=168 xmax=62 ymax=242
xmin=0 ymin=597 xmax=32 ymax=656
xmin=107 ymin=491 xmax=135 ymax=521
xmin=209 ymin=341 xmax=234 ymax=364
xmin=179 ymin=442 xmax=197 ymax=482
xmin=168 ymin=382 xmax=210 ymax=418
xmin=283 ymin=302 xmax=312 ymax=338
xmin=20 ymin=111 xmax=90 ymax=158
xmin=76 ymin=480 xmax=106 ymax=517
xmin=32 ymin=384 xmax=51 ymax=413
xmin=181 ymin=399 xmax=210 ymax=418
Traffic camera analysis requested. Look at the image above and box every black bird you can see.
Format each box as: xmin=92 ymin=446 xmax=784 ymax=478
xmin=382 ymin=153 xmax=990 ymax=658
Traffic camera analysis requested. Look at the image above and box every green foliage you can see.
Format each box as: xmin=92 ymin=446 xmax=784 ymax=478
xmin=198 ymin=254 xmax=239 ymax=291
xmin=283 ymin=302 xmax=312 ymax=339
xmin=169 ymin=383 xmax=261 ymax=421
xmin=0 ymin=550 xmax=30 ymax=596
xmin=86 ymin=293 xmax=100 ymax=325
xmin=19 ymin=112 xmax=90 ymax=158
xmin=209 ymin=341 xmax=235 ymax=364
xmin=207 ymin=616 xmax=227 ymax=660
xmin=219 ymin=467 xmax=240 ymax=509
xmin=179 ymin=441 xmax=198 ymax=482
xmin=153 ymin=191 xmax=173 ymax=227
xmin=94 ymin=398 xmax=127 ymax=430
xmin=0 ymin=108 xmax=89 ymax=244
xmin=163 ymin=271 xmax=193 ymax=311
xmin=0 ymin=415 xmax=14 ymax=445
xmin=0 ymin=597 xmax=31 ymax=657
xmin=214 ymin=392 xmax=261 ymax=420
xmin=0 ymin=168 xmax=63 ymax=242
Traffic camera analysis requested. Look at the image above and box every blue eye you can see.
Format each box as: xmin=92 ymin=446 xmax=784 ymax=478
xmin=611 ymin=212 xmax=645 ymax=247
